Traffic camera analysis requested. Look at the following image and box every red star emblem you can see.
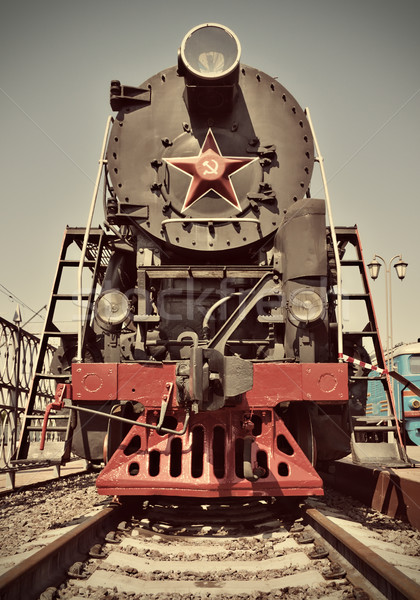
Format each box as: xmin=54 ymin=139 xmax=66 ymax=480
xmin=165 ymin=129 xmax=257 ymax=212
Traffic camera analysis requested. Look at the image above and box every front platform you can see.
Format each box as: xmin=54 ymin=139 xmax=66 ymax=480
xmin=320 ymin=446 xmax=420 ymax=530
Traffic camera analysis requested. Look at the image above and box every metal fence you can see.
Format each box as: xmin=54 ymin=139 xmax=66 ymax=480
xmin=0 ymin=316 xmax=55 ymax=469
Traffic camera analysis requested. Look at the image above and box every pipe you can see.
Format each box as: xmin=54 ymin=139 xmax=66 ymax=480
xmin=243 ymin=436 xmax=265 ymax=482
xmin=202 ymin=292 xmax=243 ymax=338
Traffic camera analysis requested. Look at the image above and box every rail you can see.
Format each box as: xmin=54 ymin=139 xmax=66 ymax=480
xmin=0 ymin=505 xmax=123 ymax=600
xmin=2 ymin=499 xmax=419 ymax=599
xmin=304 ymin=506 xmax=420 ymax=600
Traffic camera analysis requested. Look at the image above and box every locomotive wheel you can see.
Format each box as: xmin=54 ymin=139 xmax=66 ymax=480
xmin=283 ymin=403 xmax=316 ymax=466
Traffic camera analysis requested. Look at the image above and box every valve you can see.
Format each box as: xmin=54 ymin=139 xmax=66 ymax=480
xmin=40 ymin=383 xmax=67 ymax=450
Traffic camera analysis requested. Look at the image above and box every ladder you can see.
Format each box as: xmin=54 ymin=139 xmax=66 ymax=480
xmin=335 ymin=226 xmax=410 ymax=467
xmin=13 ymin=227 xmax=110 ymax=466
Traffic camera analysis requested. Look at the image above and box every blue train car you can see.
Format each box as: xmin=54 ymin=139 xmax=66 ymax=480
xmin=367 ymin=342 xmax=420 ymax=445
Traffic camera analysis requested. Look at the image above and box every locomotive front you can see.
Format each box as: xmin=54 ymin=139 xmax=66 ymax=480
xmin=64 ymin=24 xmax=351 ymax=497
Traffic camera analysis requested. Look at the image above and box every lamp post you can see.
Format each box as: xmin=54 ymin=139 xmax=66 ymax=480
xmin=367 ymin=254 xmax=408 ymax=369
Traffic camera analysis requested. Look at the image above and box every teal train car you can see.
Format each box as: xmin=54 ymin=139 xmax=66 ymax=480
xmin=367 ymin=342 xmax=420 ymax=445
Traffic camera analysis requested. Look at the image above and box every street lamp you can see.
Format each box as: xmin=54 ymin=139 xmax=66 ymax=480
xmin=367 ymin=254 xmax=408 ymax=369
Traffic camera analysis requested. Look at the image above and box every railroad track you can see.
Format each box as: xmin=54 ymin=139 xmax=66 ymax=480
xmin=1 ymin=497 xmax=419 ymax=600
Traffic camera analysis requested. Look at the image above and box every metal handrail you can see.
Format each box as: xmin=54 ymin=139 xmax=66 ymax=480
xmin=76 ymin=116 xmax=113 ymax=362
xmin=305 ymin=108 xmax=343 ymax=359
xmin=161 ymin=217 xmax=260 ymax=224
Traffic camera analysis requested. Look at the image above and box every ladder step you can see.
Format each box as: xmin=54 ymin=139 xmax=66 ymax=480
xmin=343 ymin=331 xmax=378 ymax=337
xmin=353 ymin=415 xmax=395 ymax=423
xmin=340 ymin=259 xmax=363 ymax=266
xmin=52 ymin=294 xmax=91 ymax=300
xmin=350 ymin=440 xmax=410 ymax=467
xmin=34 ymin=373 xmax=69 ymax=380
xmin=60 ymin=260 xmax=96 ymax=267
xmin=350 ymin=375 xmax=386 ymax=380
xmin=342 ymin=294 xmax=369 ymax=300
xmin=44 ymin=331 xmax=78 ymax=337
xmin=24 ymin=414 xmax=69 ymax=420
xmin=353 ymin=425 xmax=397 ymax=432
xmin=330 ymin=293 xmax=369 ymax=300
xmin=26 ymin=426 xmax=68 ymax=432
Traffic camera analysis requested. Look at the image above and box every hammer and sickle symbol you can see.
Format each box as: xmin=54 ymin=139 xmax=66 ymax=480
xmin=202 ymin=159 xmax=219 ymax=175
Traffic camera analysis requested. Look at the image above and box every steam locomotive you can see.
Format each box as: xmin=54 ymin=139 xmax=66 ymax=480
xmin=37 ymin=23 xmax=382 ymax=498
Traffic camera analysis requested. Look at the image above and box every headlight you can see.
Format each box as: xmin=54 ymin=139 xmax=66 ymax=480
xmin=179 ymin=23 xmax=241 ymax=81
xmin=289 ymin=289 xmax=324 ymax=323
xmin=95 ymin=290 xmax=130 ymax=332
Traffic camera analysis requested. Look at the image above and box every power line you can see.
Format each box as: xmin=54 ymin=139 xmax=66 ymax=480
xmin=22 ymin=305 xmax=48 ymax=329
xmin=0 ymin=283 xmax=47 ymax=316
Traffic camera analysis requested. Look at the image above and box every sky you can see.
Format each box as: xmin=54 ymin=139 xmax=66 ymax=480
xmin=1 ymin=0 xmax=419 ymax=349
